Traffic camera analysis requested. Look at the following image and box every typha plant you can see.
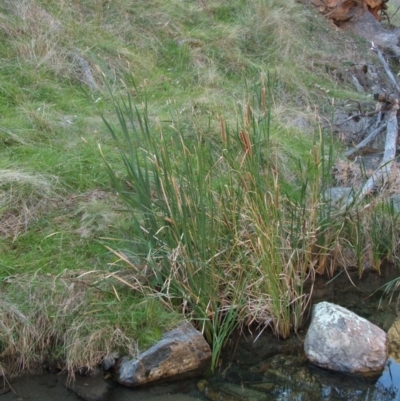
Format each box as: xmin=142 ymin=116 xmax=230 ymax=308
xmin=100 ymin=75 xmax=336 ymax=369
xmin=101 ymin=73 xmax=400 ymax=369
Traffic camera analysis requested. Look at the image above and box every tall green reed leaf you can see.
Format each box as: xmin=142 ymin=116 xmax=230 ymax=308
xmin=100 ymin=76 xmax=358 ymax=370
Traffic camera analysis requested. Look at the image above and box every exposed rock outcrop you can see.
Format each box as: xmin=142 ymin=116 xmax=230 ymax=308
xmin=117 ymin=321 xmax=211 ymax=387
xmin=304 ymin=302 xmax=387 ymax=377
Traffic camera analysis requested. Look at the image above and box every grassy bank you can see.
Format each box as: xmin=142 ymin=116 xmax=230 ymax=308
xmin=0 ymin=0 xmax=398 ymax=374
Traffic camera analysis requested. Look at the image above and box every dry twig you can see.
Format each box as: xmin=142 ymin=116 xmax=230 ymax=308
xmin=371 ymin=42 xmax=400 ymax=93
xmin=345 ymin=124 xmax=386 ymax=158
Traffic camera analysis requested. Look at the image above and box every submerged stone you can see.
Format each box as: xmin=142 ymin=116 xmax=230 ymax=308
xmin=304 ymin=302 xmax=387 ymax=377
xmin=65 ymin=372 xmax=112 ymax=401
xmin=197 ymin=380 xmax=269 ymax=401
xmin=249 ymin=382 xmax=275 ymax=392
xmin=117 ymin=321 xmax=211 ymax=387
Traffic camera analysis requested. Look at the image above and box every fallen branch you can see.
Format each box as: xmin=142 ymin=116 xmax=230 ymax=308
xmin=345 ymin=124 xmax=386 ymax=158
xmin=371 ymin=43 xmax=400 ymax=93
xmin=343 ymin=103 xmax=399 ymax=208
xmin=331 ymin=110 xmax=381 ymax=127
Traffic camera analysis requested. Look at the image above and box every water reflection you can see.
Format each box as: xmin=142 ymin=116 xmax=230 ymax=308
xmin=1 ymin=356 xmax=399 ymax=400
xmin=206 ymin=350 xmax=400 ymax=401
xmin=376 ymin=358 xmax=400 ymax=401
xmin=1 ymin=359 xmax=400 ymax=401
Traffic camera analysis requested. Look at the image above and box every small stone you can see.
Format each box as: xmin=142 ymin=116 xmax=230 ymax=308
xmin=197 ymin=379 xmax=208 ymax=393
xmin=249 ymin=362 xmax=270 ymax=374
xmin=324 ymin=187 xmax=352 ymax=208
xmin=101 ymin=351 xmax=119 ymax=371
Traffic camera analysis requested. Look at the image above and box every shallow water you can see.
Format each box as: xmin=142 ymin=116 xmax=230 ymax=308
xmin=376 ymin=359 xmax=400 ymax=401
xmin=205 ymin=337 xmax=400 ymax=401
xmin=2 ymin=358 xmax=400 ymax=401
xmin=0 ymin=374 xmax=207 ymax=401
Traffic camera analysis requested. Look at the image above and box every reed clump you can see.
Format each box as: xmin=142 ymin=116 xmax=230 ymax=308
xmin=102 ymin=71 xmax=400 ymax=369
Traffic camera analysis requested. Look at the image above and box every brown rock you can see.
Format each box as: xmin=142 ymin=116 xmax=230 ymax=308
xmin=117 ymin=321 xmax=211 ymax=387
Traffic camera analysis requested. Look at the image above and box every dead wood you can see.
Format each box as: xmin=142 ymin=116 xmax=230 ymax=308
xmin=331 ymin=109 xmax=380 ymax=127
xmin=340 ymin=8 xmax=400 ymax=57
xmin=343 ymin=101 xmax=399 ymax=207
xmin=300 ymin=0 xmax=400 ymax=57
xmin=300 ymin=0 xmax=400 ymax=208
xmin=336 ymin=25 xmax=400 ymax=206
xmin=345 ymin=83 xmax=400 ymax=159
xmin=344 ymin=123 xmax=386 ymax=158
xmin=371 ymin=44 xmax=400 ymax=92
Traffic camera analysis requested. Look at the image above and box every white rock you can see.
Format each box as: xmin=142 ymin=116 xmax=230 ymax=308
xmin=304 ymin=302 xmax=387 ymax=377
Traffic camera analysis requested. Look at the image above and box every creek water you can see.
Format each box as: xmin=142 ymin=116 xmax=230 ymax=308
xmin=1 ymin=357 xmax=399 ymax=401
xmin=1 ymin=266 xmax=399 ymax=401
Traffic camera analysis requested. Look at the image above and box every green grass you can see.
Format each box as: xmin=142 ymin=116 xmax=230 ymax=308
xmin=0 ymin=0 xmax=397 ymax=376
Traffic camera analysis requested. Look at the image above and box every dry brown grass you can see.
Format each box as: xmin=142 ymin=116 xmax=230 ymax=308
xmin=0 ymin=0 xmax=103 ymax=87
xmin=0 ymin=270 xmax=165 ymax=377
xmin=1 ymin=1 xmax=66 ymax=70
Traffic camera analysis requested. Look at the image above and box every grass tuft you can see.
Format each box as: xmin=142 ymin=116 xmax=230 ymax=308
xmin=0 ymin=271 xmax=180 ymax=376
xmin=0 ymin=169 xmax=57 ymax=239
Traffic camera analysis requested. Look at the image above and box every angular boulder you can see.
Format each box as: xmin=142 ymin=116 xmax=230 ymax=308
xmin=117 ymin=321 xmax=211 ymax=387
xmin=304 ymin=302 xmax=387 ymax=377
